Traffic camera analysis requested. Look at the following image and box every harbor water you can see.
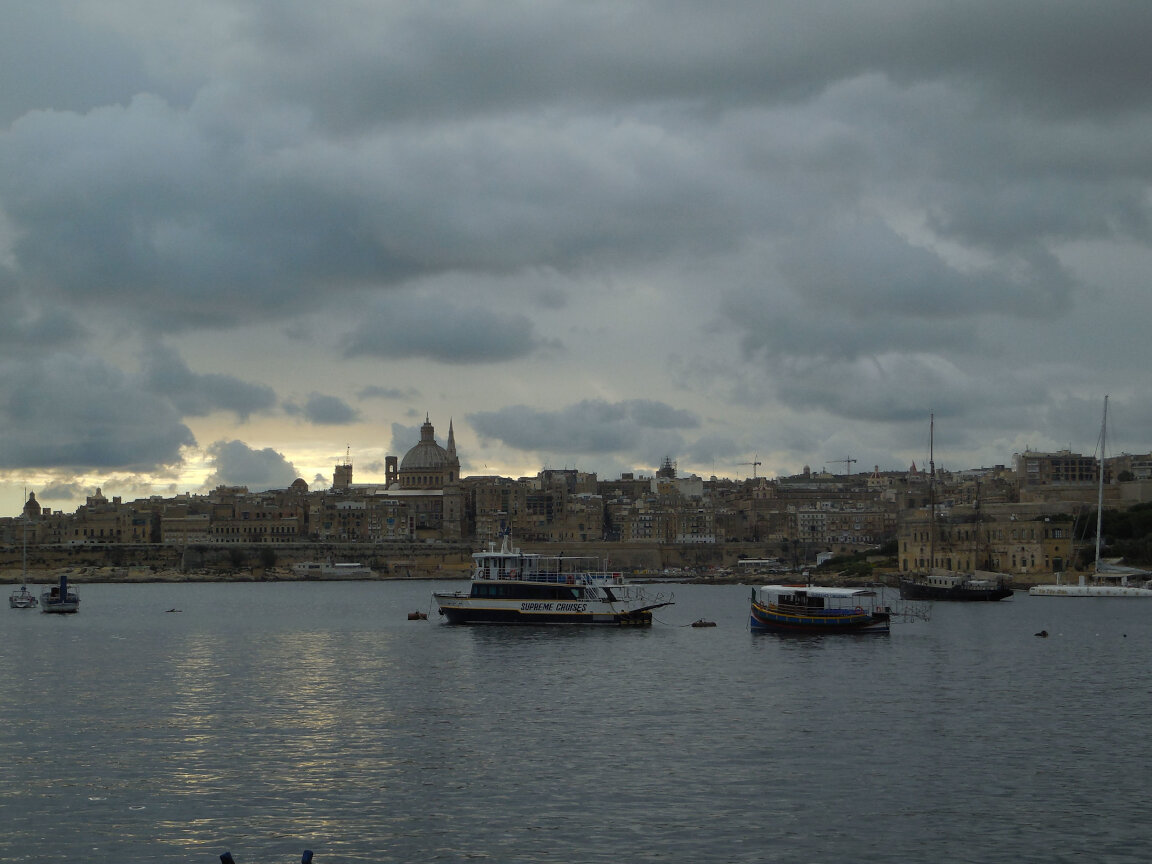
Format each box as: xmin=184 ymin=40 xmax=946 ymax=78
xmin=2 ymin=581 xmax=1150 ymax=862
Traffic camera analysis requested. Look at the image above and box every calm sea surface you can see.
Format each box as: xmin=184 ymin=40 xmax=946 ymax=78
xmin=2 ymin=580 xmax=1150 ymax=863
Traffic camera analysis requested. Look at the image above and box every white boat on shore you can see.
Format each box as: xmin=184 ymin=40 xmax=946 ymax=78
xmin=434 ymin=534 xmax=673 ymax=625
xmin=1028 ymin=562 xmax=1152 ymax=597
xmin=292 ymin=560 xmax=375 ymax=579
xmin=1030 ymin=396 xmax=1152 ymax=598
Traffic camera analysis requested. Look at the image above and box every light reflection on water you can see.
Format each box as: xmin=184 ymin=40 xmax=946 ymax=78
xmin=1 ymin=582 xmax=1151 ymax=862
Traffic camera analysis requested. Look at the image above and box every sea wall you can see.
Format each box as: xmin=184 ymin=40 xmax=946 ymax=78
xmin=0 ymin=539 xmax=793 ymax=582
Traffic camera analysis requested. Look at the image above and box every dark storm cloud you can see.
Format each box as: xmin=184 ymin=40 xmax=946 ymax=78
xmin=0 ymin=354 xmax=194 ymax=471
xmin=37 ymin=481 xmax=88 ymax=502
xmin=0 ymin=3 xmax=147 ymax=126
xmin=469 ymin=400 xmax=699 ymax=455
xmin=237 ymin=2 xmax=1152 ymax=126
xmin=358 ymin=385 xmax=420 ymax=401
xmin=1 ymin=1 xmax=1147 ymax=346
xmin=0 ymin=0 xmax=1151 ymax=489
xmin=201 ymin=440 xmax=299 ymax=491
xmin=777 ymin=218 xmax=1075 ymax=321
xmin=283 ymin=393 xmax=361 ymax=425
xmin=142 ymin=342 xmax=277 ymax=420
xmin=342 ymin=295 xmax=544 ymax=364
xmin=388 ymin=421 xmax=423 ymax=458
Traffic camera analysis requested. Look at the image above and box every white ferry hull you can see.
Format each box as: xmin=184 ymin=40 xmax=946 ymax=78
xmin=433 ymin=592 xmax=665 ymax=625
xmin=438 ymin=535 xmax=672 ymax=626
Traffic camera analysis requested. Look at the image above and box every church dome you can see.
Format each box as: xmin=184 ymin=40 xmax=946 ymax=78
xmin=401 ymin=416 xmax=451 ymax=470
xmin=395 ymin=415 xmax=460 ymax=489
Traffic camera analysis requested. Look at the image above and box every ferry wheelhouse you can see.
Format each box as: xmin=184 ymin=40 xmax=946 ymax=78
xmin=434 ymin=536 xmax=672 ymax=625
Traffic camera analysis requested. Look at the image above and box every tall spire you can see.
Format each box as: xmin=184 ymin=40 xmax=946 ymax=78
xmin=447 ymin=418 xmax=457 ymax=460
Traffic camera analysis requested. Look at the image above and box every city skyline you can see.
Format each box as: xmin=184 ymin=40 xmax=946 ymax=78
xmin=1 ymin=3 xmax=1151 ymax=517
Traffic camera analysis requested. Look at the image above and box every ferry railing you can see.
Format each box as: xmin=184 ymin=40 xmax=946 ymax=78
xmin=764 ymin=602 xmax=870 ymax=617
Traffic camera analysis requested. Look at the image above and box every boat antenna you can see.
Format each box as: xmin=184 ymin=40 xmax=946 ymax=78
xmin=1095 ymin=395 xmax=1108 ymax=571
xmin=929 ymin=413 xmax=935 ymax=574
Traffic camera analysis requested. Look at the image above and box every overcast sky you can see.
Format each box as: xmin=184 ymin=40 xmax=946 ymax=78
xmin=1 ymin=1 xmax=1150 ymax=516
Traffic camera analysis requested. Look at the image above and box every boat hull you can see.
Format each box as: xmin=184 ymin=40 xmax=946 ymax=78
xmin=434 ymin=594 xmax=662 ymax=626
xmin=9 ymin=590 xmax=38 ymax=609
xmin=749 ymin=600 xmax=889 ymax=634
xmin=41 ymin=597 xmax=80 ymax=614
xmin=1028 ymin=584 xmax=1152 ymax=598
xmin=899 ymin=579 xmax=1013 ymax=602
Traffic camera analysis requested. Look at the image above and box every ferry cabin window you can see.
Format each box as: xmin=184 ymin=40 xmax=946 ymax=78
xmin=471 ymin=584 xmax=586 ymax=599
xmin=781 ymin=592 xmax=824 ymax=609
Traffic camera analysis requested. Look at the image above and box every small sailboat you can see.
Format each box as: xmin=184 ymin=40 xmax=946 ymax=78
xmin=9 ymin=499 xmax=37 ymax=609
xmin=8 ymin=584 xmax=37 ymax=609
xmin=1030 ymin=395 xmax=1152 ymax=598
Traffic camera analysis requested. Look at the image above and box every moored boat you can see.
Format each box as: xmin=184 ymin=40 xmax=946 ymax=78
xmin=899 ymin=415 xmax=1013 ymax=602
xmin=900 ymin=569 xmax=1013 ymax=602
xmin=1030 ymin=397 xmax=1152 ymax=599
xmin=9 ymin=497 xmax=38 ymax=609
xmin=9 ymin=584 xmax=38 ymax=609
xmin=433 ymin=534 xmax=673 ymax=625
xmin=41 ymin=572 xmax=79 ymax=614
xmin=749 ymin=584 xmax=891 ymax=634
xmin=1028 ymin=561 xmax=1152 ymax=597
xmin=291 ymin=560 xmax=374 ymax=579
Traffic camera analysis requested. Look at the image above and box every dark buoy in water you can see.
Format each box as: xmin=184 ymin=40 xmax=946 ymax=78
xmin=407 ymin=611 xmax=428 ymax=620
xmin=1035 ymin=630 xmax=1048 ymax=638
xmin=691 ymin=618 xmax=716 ymax=627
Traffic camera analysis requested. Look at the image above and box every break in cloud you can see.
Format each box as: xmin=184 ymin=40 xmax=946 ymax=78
xmin=0 ymin=2 xmax=1151 ymax=512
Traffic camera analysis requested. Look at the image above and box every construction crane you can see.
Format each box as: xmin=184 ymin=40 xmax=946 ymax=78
xmin=829 ymin=456 xmax=857 ymax=476
xmin=738 ymin=455 xmax=762 ymax=479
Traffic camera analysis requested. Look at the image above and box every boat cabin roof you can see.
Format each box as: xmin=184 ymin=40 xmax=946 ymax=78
xmin=758 ymin=584 xmax=877 ymax=599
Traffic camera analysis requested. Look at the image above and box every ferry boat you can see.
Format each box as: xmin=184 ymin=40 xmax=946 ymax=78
xmin=433 ymin=535 xmax=673 ymax=625
xmin=291 ymin=560 xmax=374 ymax=579
xmin=749 ymin=584 xmax=891 ymax=634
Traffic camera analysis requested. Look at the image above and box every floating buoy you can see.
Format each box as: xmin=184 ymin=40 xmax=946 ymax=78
xmin=691 ymin=618 xmax=716 ymax=627
xmin=407 ymin=611 xmax=428 ymax=620
xmin=1035 ymin=630 xmax=1048 ymax=638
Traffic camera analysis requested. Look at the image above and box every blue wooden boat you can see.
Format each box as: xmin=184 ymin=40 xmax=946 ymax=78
xmin=749 ymin=584 xmax=890 ymax=634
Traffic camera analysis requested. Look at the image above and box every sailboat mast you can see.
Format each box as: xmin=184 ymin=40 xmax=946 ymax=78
xmin=1095 ymin=395 xmax=1108 ymax=569
xmin=929 ymin=413 xmax=935 ymax=572
xmin=21 ymin=487 xmax=28 ymax=587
